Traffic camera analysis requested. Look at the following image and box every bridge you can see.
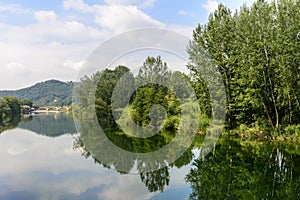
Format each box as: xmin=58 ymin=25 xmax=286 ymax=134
xmin=34 ymin=106 xmax=70 ymax=113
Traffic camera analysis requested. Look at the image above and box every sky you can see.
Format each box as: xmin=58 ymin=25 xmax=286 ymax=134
xmin=0 ymin=0 xmax=257 ymax=90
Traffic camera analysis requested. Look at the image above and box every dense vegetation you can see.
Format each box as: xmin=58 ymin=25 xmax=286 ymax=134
xmin=75 ymin=56 xmax=198 ymax=134
xmin=0 ymin=80 xmax=74 ymax=106
xmin=188 ymin=0 xmax=300 ymax=136
xmin=0 ymin=96 xmax=22 ymax=123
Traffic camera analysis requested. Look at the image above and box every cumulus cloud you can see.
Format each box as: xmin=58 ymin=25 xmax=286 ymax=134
xmin=63 ymin=0 xmax=91 ymax=12
xmin=94 ymin=5 xmax=164 ymax=32
xmin=34 ymin=10 xmax=57 ymax=24
xmin=0 ymin=0 xmax=163 ymax=89
xmin=203 ymin=0 xmax=219 ymax=13
xmin=63 ymin=0 xmax=163 ymax=32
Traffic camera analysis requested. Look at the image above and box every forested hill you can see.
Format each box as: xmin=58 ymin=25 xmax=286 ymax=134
xmin=0 ymin=80 xmax=74 ymax=106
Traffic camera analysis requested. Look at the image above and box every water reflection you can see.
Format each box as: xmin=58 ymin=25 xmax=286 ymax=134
xmin=73 ymin=127 xmax=195 ymax=192
xmin=74 ymin=127 xmax=300 ymax=197
xmin=18 ymin=114 xmax=77 ymax=137
xmin=186 ymin=138 xmax=300 ymax=199
xmin=0 ymin=129 xmax=157 ymax=200
xmin=1 ymin=115 xmax=300 ymax=199
xmin=0 ymin=113 xmax=77 ymax=137
xmin=0 ymin=114 xmax=21 ymax=134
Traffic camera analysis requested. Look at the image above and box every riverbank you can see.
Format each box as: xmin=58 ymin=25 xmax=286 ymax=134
xmin=221 ymin=124 xmax=300 ymax=142
xmin=196 ymin=121 xmax=300 ymax=142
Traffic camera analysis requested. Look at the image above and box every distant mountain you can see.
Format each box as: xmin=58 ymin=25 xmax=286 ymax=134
xmin=0 ymin=80 xmax=75 ymax=106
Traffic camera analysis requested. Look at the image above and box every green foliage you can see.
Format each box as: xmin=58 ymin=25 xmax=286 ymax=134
xmin=130 ymin=56 xmax=181 ymax=131
xmin=21 ymin=99 xmax=33 ymax=107
xmin=94 ymin=66 xmax=131 ymax=129
xmin=135 ymin=56 xmax=170 ymax=86
xmin=188 ymin=0 xmax=300 ymax=131
xmin=163 ymin=115 xmax=179 ymax=131
xmin=198 ymin=114 xmax=210 ymax=133
xmin=0 ymin=96 xmax=25 ymax=133
xmin=0 ymin=96 xmax=22 ymax=122
xmin=284 ymin=125 xmax=300 ymax=137
xmin=75 ymin=56 xmax=185 ymax=132
xmin=0 ymin=80 xmax=74 ymax=106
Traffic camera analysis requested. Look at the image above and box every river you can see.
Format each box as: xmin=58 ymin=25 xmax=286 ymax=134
xmin=0 ymin=114 xmax=299 ymax=199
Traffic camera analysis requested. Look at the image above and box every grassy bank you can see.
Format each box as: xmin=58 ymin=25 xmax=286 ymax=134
xmin=221 ymin=124 xmax=300 ymax=142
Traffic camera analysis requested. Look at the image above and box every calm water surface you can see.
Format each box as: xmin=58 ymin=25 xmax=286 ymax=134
xmin=0 ymin=114 xmax=300 ymax=200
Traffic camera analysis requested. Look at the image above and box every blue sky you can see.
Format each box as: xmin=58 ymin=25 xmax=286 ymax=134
xmin=0 ymin=0 xmax=256 ymax=89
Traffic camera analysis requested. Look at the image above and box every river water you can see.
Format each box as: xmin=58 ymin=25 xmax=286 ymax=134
xmin=0 ymin=114 xmax=300 ymax=199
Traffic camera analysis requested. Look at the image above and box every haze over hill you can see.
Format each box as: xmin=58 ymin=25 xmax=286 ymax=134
xmin=0 ymin=80 xmax=74 ymax=106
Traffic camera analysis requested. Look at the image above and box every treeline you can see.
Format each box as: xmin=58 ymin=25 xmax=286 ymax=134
xmin=188 ymin=0 xmax=300 ymax=131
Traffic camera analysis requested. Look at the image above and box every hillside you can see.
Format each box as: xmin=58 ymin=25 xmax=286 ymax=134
xmin=0 ymin=80 xmax=74 ymax=106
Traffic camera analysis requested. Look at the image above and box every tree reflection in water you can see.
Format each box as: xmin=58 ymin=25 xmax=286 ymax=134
xmin=73 ymin=122 xmax=194 ymax=192
xmin=75 ymin=131 xmax=300 ymax=197
xmin=0 ymin=114 xmax=26 ymax=134
xmin=186 ymin=138 xmax=300 ymax=199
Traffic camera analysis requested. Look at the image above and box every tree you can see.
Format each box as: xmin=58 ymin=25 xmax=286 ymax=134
xmin=131 ymin=56 xmax=180 ymax=130
xmin=93 ymin=66 xmax=131 ymax=129
xmin=21 ymin=99 xmax=33 ymax=107
xmin=188 ymin=0 xmax=300 ymax=131
xmin=3 ymin=96 xmax=21 ymax=116
xmin=0 ymin=98 xmax=11 ymax=120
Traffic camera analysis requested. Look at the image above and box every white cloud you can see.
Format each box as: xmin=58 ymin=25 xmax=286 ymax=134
xmin=167 ymin=24 xmax=194 ymax=38
xmin=63 ymin=60 xmax=85 ymax=71
xmin=103 ymin=0 xmax=157 ymax=8
xmin=32 ymin=10 xmax=105 ymax=40
xmin=63 ymin=0 xmax=91 ymax=12
xmin=0 ymin=38 xmax=98 ymax=89
xmin=203 ymin=0 xmax=219 ymax=13
xmin=6 ymin=62 xmax=25 ymax=70
xmin=34 ymin=10 xmax=57 ymax=24
xmin=0 ymin=0 xmax=166 ymax=89
xmin=0 ymin=4 xmax=29 ymax=14
xmin=0 ymin=7 xmax=111 ymax=89
xmin=63 ymin=0 xmax=163 ymax=33
xmin=94 ymin=5 xmax=164 ymax=32
xmin=5 ymin=62 xmax=29 ymax=76
xmin=105 ymin=0 xmax=137 ymax=5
